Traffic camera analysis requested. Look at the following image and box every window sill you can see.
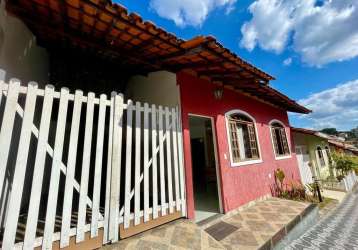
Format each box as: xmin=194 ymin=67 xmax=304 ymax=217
xmin=275 ymin=155 xmax=292 ymax=160
xmin=231 ymin=159 xmax=263 ymax=167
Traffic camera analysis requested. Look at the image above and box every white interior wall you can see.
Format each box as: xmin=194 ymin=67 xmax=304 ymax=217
xmin=0 ymin=2 xmax=49 ymax=86
xmin=125 ymin=71 xmax=179 ymax=108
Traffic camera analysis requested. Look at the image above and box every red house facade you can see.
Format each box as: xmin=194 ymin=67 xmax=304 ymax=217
xmin=178 ymin=72 xmax=306 ymax=219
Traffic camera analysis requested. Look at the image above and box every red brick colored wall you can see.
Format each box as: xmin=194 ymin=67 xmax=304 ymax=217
xmin=177 ymin=72 xmax=301 ymax=219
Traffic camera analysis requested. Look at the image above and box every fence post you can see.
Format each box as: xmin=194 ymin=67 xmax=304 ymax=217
xmin=124 ymin=100 xmax=134 ymax=229
xmin=134 ymin=102 xmax=142 ymax=225
xmin=76 ymin=92 xmax=95 ymax=243
xmin=91 ymin=94 xmax=107 ymax=238
xmin=314 ymin=178 xmax=323 ymax=202
xmin=343 ymin=177 xmax=348 ymax=191
xmin=104 ymin=93 xmax=115 ymax=244
xmin=108 ymin=92 xmax=124 ymax=242
xmin=60 ymin=90 xmax=83 ymax=248
xmin=42 ymin=87 xmax=70 ymax=249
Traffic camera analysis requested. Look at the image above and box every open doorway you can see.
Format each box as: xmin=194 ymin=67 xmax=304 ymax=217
xmin=189 ymin=115 xmax=222 ymax=222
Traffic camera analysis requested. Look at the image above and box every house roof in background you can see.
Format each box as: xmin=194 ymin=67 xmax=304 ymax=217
xmin=292 ymin=127 xmax=358 ymax=153
xmin=292 ymin=127 xmax=334 ymax=140
xmin=6 ymin=0 xmax=310 ymax=113
xmin=328 ymin=140 xmax=358 ymax=153
xmin=291 ymin=127 xmax=318 ymax=136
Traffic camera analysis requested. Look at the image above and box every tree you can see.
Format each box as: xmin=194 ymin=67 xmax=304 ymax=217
xmin=350 ymin=127 xmax=358 ymax=138
xmin=331 ymin=152 xmax=358 ymax=180
xmin=320 ymin=128 xmax=338 ymax=135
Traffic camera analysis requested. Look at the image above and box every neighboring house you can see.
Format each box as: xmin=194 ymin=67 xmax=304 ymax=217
xmin=292 ymin=128 xmax=331 ymax=183
xmin=293 ymin=127 xmax=358 ymax=185
xmin=345 ymin=138 xmax=358 ymax=149
xmin=0 ymin=1 xmax=310 ymax=249
xmin=328 ymin=139 xmax=358 ymax=156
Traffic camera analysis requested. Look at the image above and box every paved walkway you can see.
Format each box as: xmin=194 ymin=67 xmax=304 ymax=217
xmin=102 ymin=198 xmax=309 ymax=250
xmin=203 ymin=198 xmax=309 ymax=250
xmin=322 ymin=189 xmax=346 ymax=203
xmin=318 ymin=198 xmax=339 ymax=218
xmin=102 ymin=219 xmax=225 ymax=250
xmin=287 ymin=187 xmax=358 ymax=249
xmin=318 ymin=189 xmax=344 ymax=218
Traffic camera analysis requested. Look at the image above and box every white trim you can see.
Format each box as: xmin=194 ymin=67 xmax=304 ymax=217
xmin=268 ymin=119 xmax=292 ymax=160
xmin=176 ymin=83 xmax=188 ymax=217
xmin=275 ymin=155 xmax=292 ymax=160
xmin=315 ymin=144 xmax=329 ymax=169
xmin=188 ymin=113 xmax=223 ymax=214
xmin=224 ymin=109 xmax=263 ymax=167
xmin=232 ymin=159 xmax=263 ymax=167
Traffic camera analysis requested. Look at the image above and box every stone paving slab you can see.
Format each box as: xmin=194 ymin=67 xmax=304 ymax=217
xmin=205 ymin=198 xmax=310 ymax=250
xmin=102 ymin=198 xmax=310 ymax=250
xmin=101 ymin=219 xmax=225 ymax=250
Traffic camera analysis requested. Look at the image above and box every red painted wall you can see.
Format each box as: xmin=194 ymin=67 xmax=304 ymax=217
xmin=177 ymin=72 xmax=301 ymax=219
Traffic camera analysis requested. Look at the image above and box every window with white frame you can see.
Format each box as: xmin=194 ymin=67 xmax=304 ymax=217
xmin=226 ymin=112 xmax=260 ymax=164
xmin=316 ymin=146 xmax=326 ymax=167
xmin=325 ymin=146 xmax=331 ymax=164
xmin=270 ymin=122 xmax=290 ymax=157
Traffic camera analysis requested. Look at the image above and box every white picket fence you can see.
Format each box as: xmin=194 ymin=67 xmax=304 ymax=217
xmin=0 ymin=77 xmax=186 ymax=249
xmin=343 ymin=171 xmax=358 ymax=191
xmin=321 ymin=171 xmax=358 ymax=192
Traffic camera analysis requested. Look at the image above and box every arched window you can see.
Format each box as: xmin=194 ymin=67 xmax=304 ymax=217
xmin=226 ymin=110 xmax=260 ymax=165
xmin=270 ymin=121 xmax=290 ymax=157
xmin=316 ymin=146 xmax=326 ymax=167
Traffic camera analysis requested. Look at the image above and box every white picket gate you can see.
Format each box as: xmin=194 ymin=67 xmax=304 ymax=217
xmin=0 ymin=76 xmax=186 ymax=249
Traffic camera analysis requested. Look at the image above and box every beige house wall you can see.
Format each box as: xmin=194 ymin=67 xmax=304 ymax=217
xmin=125 ymin=71 xmax=179 ymax=108
xmin=293 ymin=132 xmax=331 ymax=179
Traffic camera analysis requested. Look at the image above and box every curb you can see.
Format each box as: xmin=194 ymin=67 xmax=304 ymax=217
xmin=258 ymin=203 xmax=318 ymax=250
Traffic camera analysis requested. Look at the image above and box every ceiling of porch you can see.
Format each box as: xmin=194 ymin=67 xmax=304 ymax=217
xmin=5 ymin=0 xmax=310 ymax=114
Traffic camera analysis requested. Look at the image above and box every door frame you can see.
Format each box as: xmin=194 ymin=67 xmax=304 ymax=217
xmin=295 ymin=145 xmax=314 ymax=184
xmin=188 ymin=113 xmax=223 ymax=213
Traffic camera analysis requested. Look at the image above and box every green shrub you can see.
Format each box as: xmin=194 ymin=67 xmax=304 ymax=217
xmin=331 ymin=152 xmax=358 ymax=178
xmin=271 ymin=168 xmax=306 ymax=201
